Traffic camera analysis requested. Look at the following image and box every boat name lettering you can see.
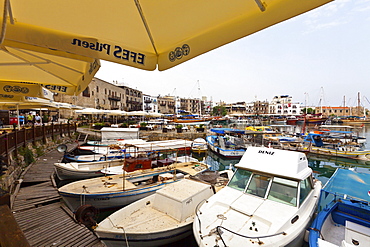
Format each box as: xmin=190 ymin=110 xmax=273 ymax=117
xmin=258 ymin=150 xmax=275 ymax=155
xmin=71 ymin=38 xmax=145 ymax=65
xmin=93 ymin=198 xmax=110 ymax=201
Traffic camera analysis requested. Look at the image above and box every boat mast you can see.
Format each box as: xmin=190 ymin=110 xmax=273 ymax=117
xmin=197 ymin=80 xmax=202 ymax=116
xmin=358 ymin=92 xmax=361 ymax=117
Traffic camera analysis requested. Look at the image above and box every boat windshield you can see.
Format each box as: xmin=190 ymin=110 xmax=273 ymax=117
xmin=246 ymin=174 xmax=271 ymax=197
xmin=228 ymin=169 xmax=252 ymax=191
xmin=267 ymin=177 xmax=298 ymax=207
xmin=228 ymin=168 xmax=298 ymax=206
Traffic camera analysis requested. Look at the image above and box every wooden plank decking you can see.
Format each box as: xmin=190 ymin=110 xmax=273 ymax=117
xmin=11 ymin=142 xmax=104 ymax=247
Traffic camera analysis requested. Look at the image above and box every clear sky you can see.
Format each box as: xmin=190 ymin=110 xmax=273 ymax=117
xmin=95 ymin=0 xmax=370 ymax=108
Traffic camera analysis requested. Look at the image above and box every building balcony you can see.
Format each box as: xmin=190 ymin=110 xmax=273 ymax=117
xmin=144 ymin=99 xmax=152 ymax=103
xmin=108 ymin=95 xmax=121 ymax=101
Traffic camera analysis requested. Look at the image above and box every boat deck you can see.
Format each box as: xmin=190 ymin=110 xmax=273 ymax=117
xmin=321 ymin=215 xmax=345 ymax=246
xmin=119 ymin=206 xmax=179 ymax=232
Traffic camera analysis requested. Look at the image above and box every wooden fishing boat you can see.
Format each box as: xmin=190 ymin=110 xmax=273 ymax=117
xmin=58 ymin=161 xmax=209 ymax=212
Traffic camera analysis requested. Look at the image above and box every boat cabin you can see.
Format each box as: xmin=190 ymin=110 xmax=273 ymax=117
xmin=227 ymin=147 xmax=314 ymax=208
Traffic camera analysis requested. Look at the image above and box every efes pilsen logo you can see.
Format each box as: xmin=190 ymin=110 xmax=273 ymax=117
xmin=169 ymin=44 xmax=190 ymax=62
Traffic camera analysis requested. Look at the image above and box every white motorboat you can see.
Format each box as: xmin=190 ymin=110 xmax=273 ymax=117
xmin=94 ymin=179 xmax=215 ymax=247
xmin=58 ymin=161 xmax=209 ymax=212
xmin=193 ymin=147 xmax=322 ymax=247
xmin=191 ymin=138 xmax=208 ymax=153
xmin=54 ymin=159 xmax=125 ymax=180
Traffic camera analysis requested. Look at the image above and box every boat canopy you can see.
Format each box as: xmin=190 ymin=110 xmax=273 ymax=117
xmin=236 ymin=147 xmax=311 ymax=180
xmin=210 ymin=128 xmax=245 ymax=134
xmin=101 ymin=127 xmax=139 ymax=141
xmin=323 ymin=168 xmax=370 ymax=202
xmin=122 ymin=139 xmax=192 ymax=152
xmin=320 ymin=130 xmax=353 ymax=134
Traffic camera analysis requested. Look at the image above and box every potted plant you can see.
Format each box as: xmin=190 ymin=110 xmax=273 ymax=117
xmin=176 ymin=124 xmax=183 ymax=133
xmin=93 ymin=122 xmax=104 ymax=130
xmin=139 ymin=122 xmax=148 ymax=131
xmin=197 ymin=124 xmax=205 ymax=132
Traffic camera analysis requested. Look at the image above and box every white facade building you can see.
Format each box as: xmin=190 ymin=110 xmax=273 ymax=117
xmin=143 ymin=94 xmax=159 ymax=113
xmin=269 ymin=95 xmax=301 ymax=115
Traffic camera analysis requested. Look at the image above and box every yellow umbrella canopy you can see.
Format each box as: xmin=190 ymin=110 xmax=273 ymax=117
xmin=0 ymin=81 xmax=54 ymax=99
xmin=0 ymin=44 xmax=100 ymax=95
xmin=1 ymin=0 xmax=333 ymax=71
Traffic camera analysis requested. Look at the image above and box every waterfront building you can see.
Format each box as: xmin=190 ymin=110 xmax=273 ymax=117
xmin=315 ymin=106 xmax=365 ymax=117
xmin=142 ymin=94 xmax=159 ymax=114
xmin=157 ymin=95 xmax=176 ymax=114
xmin=202 ymin=96 xmax=213 ymax=115
xmin=54 ymin=78 xmax=143 ymax=118
xmin=180 ymin=97 xmax=204 ymax=115
xmin=269 ymin=95 xmax=300 ymax=115
xmin=225 ymin=102 xmax=247 ymax=115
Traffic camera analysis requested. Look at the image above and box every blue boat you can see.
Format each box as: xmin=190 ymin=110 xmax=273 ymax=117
xmin=206 ymin=128 xmax=248 ymax=158
xmin=308 ymin=168 xmax=370 ymax=247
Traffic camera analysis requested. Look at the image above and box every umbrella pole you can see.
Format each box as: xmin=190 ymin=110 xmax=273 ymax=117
xmin=16 ymin=104 xmax=20 ymax=130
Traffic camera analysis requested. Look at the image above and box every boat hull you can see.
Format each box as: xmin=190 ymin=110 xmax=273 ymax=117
xmin=206 ymin=135 xmax=245 ymax=158
xmin=54 ymin=160 xmax=124 ymax=180
xmin=98 ymin=223 xmax=192 ymax=247
xmin=308 ymin=147 xmax=370 ymax=161
xmin=59 ymin=181 xmax=176 ymax=212
xmin=54 ymin=165 xmax=104 ymax=180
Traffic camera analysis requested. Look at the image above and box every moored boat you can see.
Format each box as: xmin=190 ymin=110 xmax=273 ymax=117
xmin=206 ymin=128 xmax=248 ymax=158
xmin=193 ymin=147 xmax=322 ymax=247
xmin=94 ymin=179 xmax=215 ymax=247
xmin=191 ymin=138 xmax=208 ymax=153
xmin=303 ymin=133 xmax=370 ymax=161
xmin=308 ymin=168 xmax=370 ymax=247
xmin=54 ymin=159 xmax=125 ymax=180
xmin=58 ymin=161 xmax=209 ymax=212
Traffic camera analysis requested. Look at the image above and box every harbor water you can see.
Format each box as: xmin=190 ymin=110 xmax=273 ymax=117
xmin=163 ymin=123 xmax=370 ymax=247
xmin=59 ymin=123 xmax=370 ymax=247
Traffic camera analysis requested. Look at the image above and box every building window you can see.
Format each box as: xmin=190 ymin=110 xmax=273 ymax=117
xmin=82 ymin=87 xmax=90 ymax=97
xmin=96 ymin=86 xmax=99 ymax=93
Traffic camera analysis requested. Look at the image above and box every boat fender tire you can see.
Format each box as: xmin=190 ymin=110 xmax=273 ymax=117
xmin=75 ymin=204 xmax=99 ymax=229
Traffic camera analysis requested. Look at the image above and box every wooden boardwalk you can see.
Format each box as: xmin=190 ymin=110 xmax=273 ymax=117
xmin=12 ymin=143 xmax=104 ymax=247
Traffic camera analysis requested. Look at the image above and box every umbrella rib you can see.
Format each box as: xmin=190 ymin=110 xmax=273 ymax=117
xmin=254 ymin=0 xmax=266 ymax=12
xmin=134 ymin=0 xmax=158 ymax=56
xmin=3 ymin=47 xmax=82 ymax=87
xmin=11 ymin=47 xmax=85 ymax=74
